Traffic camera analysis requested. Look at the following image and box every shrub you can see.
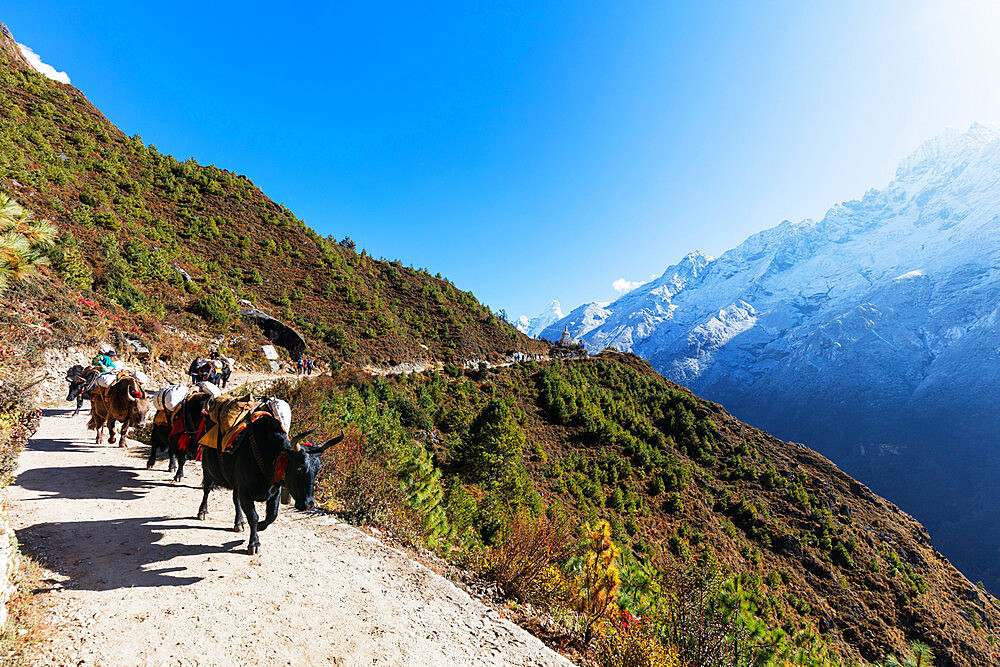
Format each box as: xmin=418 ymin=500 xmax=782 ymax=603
xmin=57 ymin=247 xmax=93 ymax=289
xmin=663 ymin=493 xmax=683 ymax=514
xmin=191 ymin=294 xmax=235 ymax=326
xmin=470 ymin=509 xmax=576 ymax=605
xmin=316 ymin=427 xmax=422 ymax=540
xmin=594 ymin=612 xmax=678 ymax=667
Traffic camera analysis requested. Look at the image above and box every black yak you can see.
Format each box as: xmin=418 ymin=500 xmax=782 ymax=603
xmin=196 ymin=413 xmax=343 ymax=555
xmin=65 ymin=365 xmax=98 ymax=416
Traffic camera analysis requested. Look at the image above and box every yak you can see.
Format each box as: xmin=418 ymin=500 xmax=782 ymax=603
xmin=65 ymin=365 xmax=99 ymax=416
xmin=196 ymin=414 xmax=343 ymax=555
xmin=87 ymin=376 xmax=150 ymax=445
xmin=146 ymin=390 xmax=212 ymax=483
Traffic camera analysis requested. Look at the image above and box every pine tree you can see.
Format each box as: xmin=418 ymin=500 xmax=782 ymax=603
xmin=0 ymin=192 xmax=57 ymax=291
xmin=400 ymin=445 xmax=451 ymax=547
xmin=885 ymin=641 xmax=935 ymax=667
xmin=571 ymin=520 xmax=621 ymax=644
xmin=54 ymin=245 xmax=93 ymax=290
xmin=452 ymin=399 xmax=526 ymax=485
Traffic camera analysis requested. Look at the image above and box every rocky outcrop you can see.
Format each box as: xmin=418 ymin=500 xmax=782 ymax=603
xmin=240 ymin=308 xmax=306 ymax=359
xmin=0 ymin=23 xmax=33 ymax=71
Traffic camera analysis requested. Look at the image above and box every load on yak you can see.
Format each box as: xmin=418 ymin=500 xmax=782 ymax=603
xmin=66 ymin=348 xmax=121 ymax=415
xmin=147 ymin=381 xmax=220 ymax=482
xmin=87 ymin=369 xmax=150 ymax=445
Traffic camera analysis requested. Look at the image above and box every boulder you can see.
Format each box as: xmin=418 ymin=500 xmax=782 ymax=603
xmin=124 ymin=334 xmax=150 ymax=359
xmin=241 ymin=308 xmax=307 ymax=359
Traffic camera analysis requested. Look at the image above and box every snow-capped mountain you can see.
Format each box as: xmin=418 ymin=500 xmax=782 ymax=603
xmin=515 ymin=300 xmax=564 ymax=338
xmin=547 ymin=122 xmax=1000 ymax=591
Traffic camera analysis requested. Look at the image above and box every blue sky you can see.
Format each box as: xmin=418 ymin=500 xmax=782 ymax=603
xmin=6 ymin=1 xmax=1000 ymax=319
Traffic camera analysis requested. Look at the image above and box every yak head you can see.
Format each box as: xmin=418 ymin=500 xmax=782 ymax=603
xmin=123 ymin=377 xmax=151 ymax=424
xmin=65 ymin=365 xmax=85 ymax=401
xmin=282 ymin=428 xmax=345 ymax=511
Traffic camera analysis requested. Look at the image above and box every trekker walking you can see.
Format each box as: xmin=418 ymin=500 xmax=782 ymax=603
xmin=189 ymin=356 xmax=209 ymax=384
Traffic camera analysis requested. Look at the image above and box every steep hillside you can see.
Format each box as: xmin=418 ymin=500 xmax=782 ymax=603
xmin=0 ymin=23 xmax=545 ymax=367
xmin=545 ymin=123 xmax=1000 ymax=593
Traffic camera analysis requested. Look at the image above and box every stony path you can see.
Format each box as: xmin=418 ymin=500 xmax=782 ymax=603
xmin=11 ymin=409 xmax=573 ymax=666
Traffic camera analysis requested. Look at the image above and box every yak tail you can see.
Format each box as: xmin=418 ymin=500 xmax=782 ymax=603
xmin=87 ymin=411 xmax=100 ymax=431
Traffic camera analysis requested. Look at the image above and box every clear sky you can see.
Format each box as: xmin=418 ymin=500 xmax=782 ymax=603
xmin=5 ymin=1 xmax=1000 ymax=319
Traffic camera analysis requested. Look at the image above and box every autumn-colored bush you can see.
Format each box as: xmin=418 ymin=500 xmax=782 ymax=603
xmin=0 ymin=372 xmax=40 ymax=486
xmin=469 ymin=509 xmax=576 ymax=605
xmin=571 ymin=520 xmax=622 ymax=644
xmin=314 ymin=426 xmax=423 ymax=542
xmin=594 ymin=610 xmax=678 ymax=667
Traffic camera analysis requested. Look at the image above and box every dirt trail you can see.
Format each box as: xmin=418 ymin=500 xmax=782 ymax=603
xmin=11 ymin=409 xmax=573 ymax=666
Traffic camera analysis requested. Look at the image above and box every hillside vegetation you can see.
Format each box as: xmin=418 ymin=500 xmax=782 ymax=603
xmin=1 ymin=23 xmax=998 ymax=667
xmin=276 ymin=356 xmax=1000 ymax=666
xmin=0 ymin=37 xmax=543 ymax=366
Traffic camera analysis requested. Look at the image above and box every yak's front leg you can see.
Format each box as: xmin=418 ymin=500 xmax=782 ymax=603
xmin=107 ymin=418 xmax=118 ymax=445
xmin=172 ymin=454 xmax=187 ymax=483
xmin=232 ymin=488 xmax=246 ymax=533
xmin=74 ymin=395 xmax=83 ymax=416
xmin=257 ymin=489 xmax=281 ymax=532
xmin=197 ymin=472 xmax=213 ymax=520
xmin=238 ymin=490 xmax=260 ymax=555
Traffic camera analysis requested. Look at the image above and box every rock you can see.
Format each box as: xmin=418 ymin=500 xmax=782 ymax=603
xmin=124 ymin=334 xmax=150 ymax=359
xmin=241 ymin=308 xmax=307 ymax=358
xmin=260 ymin=345 xmax=279 ymax=361
xmin=170 ymin=264 xmax=193 ymax=283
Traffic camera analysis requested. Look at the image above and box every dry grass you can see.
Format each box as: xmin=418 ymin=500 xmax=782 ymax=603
xmin=0 ymin=553 xmax=54 ymax=666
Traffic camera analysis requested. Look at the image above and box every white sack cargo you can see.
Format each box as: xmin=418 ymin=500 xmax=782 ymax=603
xmin=153 ymin=385 xmax=188 ymax=412
xmin=197 ymin=381 xmax=221 ymax=399
xmin=96 ymin=372 xmax=119 ymax=388
xmin=266 ymin=397 xmax=291 ymax=433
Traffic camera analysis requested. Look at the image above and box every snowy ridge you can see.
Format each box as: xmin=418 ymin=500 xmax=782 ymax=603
xmin=515 ymin=300 xmax=564 ymax=338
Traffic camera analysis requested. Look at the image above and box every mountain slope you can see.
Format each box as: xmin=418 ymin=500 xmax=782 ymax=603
xmin=300 ymin=354 xmax=1000 ymax=665
xmin=548 ymin=122 xmax=1000 ymax=593
xmin=0 ymin=23 xmax=545 ymax=367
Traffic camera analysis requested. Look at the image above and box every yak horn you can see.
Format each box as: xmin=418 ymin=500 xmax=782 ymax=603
xmin=289 ymin=426 xmax=319 ymax=451
xmin=315 ymin=429 xmax=346 ymax=454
